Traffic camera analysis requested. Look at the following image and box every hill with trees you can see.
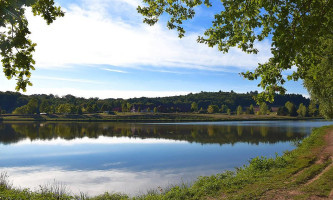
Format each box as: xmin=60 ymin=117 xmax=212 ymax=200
xmin=0 ymin=90 xmax=314 ymax=117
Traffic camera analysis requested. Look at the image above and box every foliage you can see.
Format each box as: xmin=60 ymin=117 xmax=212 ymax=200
xmin=259 ymin=102 xmax=268 ymax=115
xmin=303 ymin=38 xmax=333 ymax=119
xmin=13 ymin=98 xmax=39 ymax=114
xmin=297 ymin=103 xmax=308 ymax=117
xmin=0 ymin=91 xmax=312 ymax=116
xmin=207 ymin=105 xmax=218 ymax=113
xmin=236 ymin=105 xmax=242 ymax=115
xmin=308 ymin=101 xmax=319 ymax=117
xmin=285 ymin=101 xmax=298 ymax=116
xmin=56 ymin=103 xmax=74 ymax=114
xmin=219 ymin=104 xmax=228 ymax=113
xmin=39 ymin=99 xmax=51 ymax=113
xmin=245 ymin=104 xmax=254 ymax=115
xmin=277 ymin=106 xmax=289 ymax=116
xmin=191 ymin=102 xmax=198 ymax=112
xmin=0 ymin=0 xmax=64 ymax=91
xmin=137 ymin=0 xmax=333 ymax=118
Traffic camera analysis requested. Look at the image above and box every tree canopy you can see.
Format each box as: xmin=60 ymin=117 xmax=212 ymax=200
xmin=138 ymin=0 xmax=333 ymax=118
xmin=0 ymin=0 xmax=64 ymax=91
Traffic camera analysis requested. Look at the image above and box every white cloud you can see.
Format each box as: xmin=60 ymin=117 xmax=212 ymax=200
xmin=33 ymin=75 xmax=105 ymax=84
xmin=101 ymin=68 xmax=128 ymax=73
xmin=26 ymin=0 xmax=271 ymax=72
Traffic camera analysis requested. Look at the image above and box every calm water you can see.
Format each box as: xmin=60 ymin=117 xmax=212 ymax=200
xmin=0 ymin=120 xmax=332 ymax=196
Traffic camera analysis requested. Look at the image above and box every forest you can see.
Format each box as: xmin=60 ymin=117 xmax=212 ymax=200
xmin=0 ymin=90 xmax=316 ymax=117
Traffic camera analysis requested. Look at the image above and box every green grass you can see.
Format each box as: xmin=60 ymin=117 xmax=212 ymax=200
xmin=301 ymin=165 xmax=333 ymax=198
xmin=0 ymin=125 xmax=332 ymax=200
xmin=293 ymin=161 xmax=331 ymax=185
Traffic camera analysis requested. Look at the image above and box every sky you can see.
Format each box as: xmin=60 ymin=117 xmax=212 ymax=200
xmin=0 ymin=0 xmax=308 ymax=99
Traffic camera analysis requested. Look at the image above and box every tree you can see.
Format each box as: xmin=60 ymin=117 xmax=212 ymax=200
xmin=245 ymin=104 xmax=254 ymax=115
xmin=227 ymin=108 xmax=231 ymax=115
xmin=191 ymin=102 xmax=198 ymax=112
xmin=297 ymin=103 xmax=308 ymax=117
xmin=39 ymin=100 xmax=51 ymax=113
xmin=220 ymin=104 xmax=228 ymax=113
xmin=303 ymin=39 xmax=333 ymax=119
xmin=259 ymin=102 xmax=269 ymax=115
xmin=277 ymin=106 xmax=289 ymax=116
xmin=138 ymin=0 xmax=333 ymax=117
xmin=236 ymin=105 xmax=242 ymax=116
xmin=285 ymin=101 xmax=297 ymax=116
xmin=199 ymin=107 xmax=205 ymax=114
xmin=101 ymin=103 xmax=110 ymax=112
xmin=13 ymin=97 xmax=39 ymax=114
xmin=153 ymin=107 xmax=157 ymax=113
xmin=86 ymin=105 xmax=94 ymax=113
xmin=207 ymin=105 xmax=219 ymax=113
xmin=56 ymin=103 xmax=73 ymax=114
xmin=0 ymin=0 xmax=64 ymax=91
xmin=77 ymin=106 xmax=83 ymax=115
xmin=308 ymin=102 xmax=319 ymax=117
xmin=121 ymin=102 xmax=127 ymax=112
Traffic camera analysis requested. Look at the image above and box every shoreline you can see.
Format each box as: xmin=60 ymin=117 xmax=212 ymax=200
xmin=0 ymin=113 xmax=323 ymax=123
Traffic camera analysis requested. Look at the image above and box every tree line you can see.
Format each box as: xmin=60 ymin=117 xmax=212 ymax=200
xmin=0 ymin=90 xmax=315 ymax=116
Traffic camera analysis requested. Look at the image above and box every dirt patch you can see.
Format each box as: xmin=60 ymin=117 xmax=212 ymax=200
xmin=321 ymin=130 xmax=333 ymax=160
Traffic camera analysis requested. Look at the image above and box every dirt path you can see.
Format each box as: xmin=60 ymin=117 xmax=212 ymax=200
xmin=297 ymin=128 xmax=333 ymax=199
xmin=321 ymin=129 xmax=333 ymax=160
xmin=261 ymin=128 xmax=333 ymax=200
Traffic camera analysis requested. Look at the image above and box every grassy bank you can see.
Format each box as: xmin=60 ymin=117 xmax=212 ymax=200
xmin=0 ymin=112 xmax=318 ymax=122
xmin=1 ymin=126 xmax=332 ymax=200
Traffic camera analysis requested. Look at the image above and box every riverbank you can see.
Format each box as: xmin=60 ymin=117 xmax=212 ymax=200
xmin=0 ymin=112 xmax=320 ymax=122
xmin=0 ymin=125 xmax=332 ymax=199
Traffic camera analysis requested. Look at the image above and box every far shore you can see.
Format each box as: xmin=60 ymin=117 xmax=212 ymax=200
xmin=0 ymin=112 xmax=323 ymax=123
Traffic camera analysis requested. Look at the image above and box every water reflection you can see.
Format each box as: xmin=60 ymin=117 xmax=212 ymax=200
xmin=0 ymin=120 xmax=332 ymax=196
xmin=0 ymin=121 xmax=312 ymax=145
xmin=2 ymin=165 xmax=221 ymax=196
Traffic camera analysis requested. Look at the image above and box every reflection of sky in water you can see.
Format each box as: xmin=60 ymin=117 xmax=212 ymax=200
xmin=0 ymin=120 xmax=332 ymax=196
xmin=0 ymin=137 xmax=293 ymax=196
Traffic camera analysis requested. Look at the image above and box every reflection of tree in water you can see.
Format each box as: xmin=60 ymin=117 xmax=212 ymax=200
xmin=0 ymin=122 xmax=308 ymax=145
xmin=237 ymin=126 xmax=243 ymax=136
xmin=207 ymin=126 xmax=215 ymax=137
xmin=286 ymin=127 xmax=294 ymax=138
xmin=260 ymin=126 xmax=268 ymax=137
xmin=0 ymin=123 xmax=26 ymax=144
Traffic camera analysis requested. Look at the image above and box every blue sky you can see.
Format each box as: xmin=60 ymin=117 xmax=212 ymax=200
xmin=0 ymin=0 xmax=308 ymax=99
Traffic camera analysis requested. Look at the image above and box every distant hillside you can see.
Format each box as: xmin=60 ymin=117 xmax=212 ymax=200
xmin=0 ymin=90 xmax=310 ymax=114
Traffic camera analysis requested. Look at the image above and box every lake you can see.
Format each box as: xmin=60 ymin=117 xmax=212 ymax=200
xmin=0 ymin=120 xmax=332 ymax=196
